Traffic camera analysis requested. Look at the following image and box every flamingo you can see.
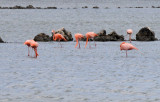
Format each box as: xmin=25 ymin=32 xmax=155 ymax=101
xmin=127 ymin=29 xmax=133 ymax=43
xmin=30 ymin=41 xmax=39 ymax=58
xmin=52 ymin=30 xmax=67 ymax=48
xmin=85 ymin=32 xmax=98 ymax=48
xmin=75 ymin=33 xmax=84 ymax=48
xmin=24 ymin=39 xmax=34 ymax=56
xmin=120 ymin=42 xmax=138 ymax=57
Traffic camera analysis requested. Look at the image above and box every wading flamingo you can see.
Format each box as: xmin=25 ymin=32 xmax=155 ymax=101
xmin=52 ymin=30 xmax=67 ymax=48
xmin=120 ymin=42 xmax=138 ymax=57
xmin=75 ymin=33 xmax=84 ymax=48
xmin=127 ymin=29 xmax=133 ymax=43
xmin=85 ymin=32 xmax=98 ymax=48
xmin=24 ymin=39 xmax=34 ymax=56
xmin=30 ymin=41 xmax=39 ymax=58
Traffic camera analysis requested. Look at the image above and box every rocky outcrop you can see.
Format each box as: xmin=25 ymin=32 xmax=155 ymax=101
xmin=52 ymin=27 xmax=73 ymax=41
xmin=136 ymin=27 xmax=158 ymax=41
xmin=0 ymin=37 xmax=4 ymax=43
xmin=26 ymin=5 xmax=35 ymax=9
xmin=34 ymin=33 xmax=51 ymax=41
xmin=94 ymin=30 xmax=124 ymax=41
xmin=46 ymin=7 xmax=57 ymax=9
xmin=93 ymin=6 xmax=99 ymax=9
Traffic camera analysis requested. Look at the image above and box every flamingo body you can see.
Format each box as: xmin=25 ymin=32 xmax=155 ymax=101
xmin=120 ymin=42 xmax=138 ymax=57
xmin=75 ymin=33 xmax=84 ymax=48
xmin=85 ymin=32 xmax=98 ymax=48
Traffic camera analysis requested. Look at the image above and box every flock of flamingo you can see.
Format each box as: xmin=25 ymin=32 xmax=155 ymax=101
xmin=24 ymin=29 xmax=138 ymax=58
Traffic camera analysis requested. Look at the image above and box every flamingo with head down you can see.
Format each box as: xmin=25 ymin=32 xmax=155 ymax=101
xmin=85 ymin=32 xmax=98 ymax=48
xmin=52 ymin=30 xmax=67 ymax=48
xmin=24 ymin=40 xmax=39 ymax=58
xmin=74 ymin=33 xmax=84 ymax=48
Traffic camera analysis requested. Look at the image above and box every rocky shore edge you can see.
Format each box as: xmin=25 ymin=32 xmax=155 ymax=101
xmin=0 ymin=27 xmax=158 ymax=43
xmin=33 ymin=27 xmax=158 ymax=42
xmin=1 ymin=5 xmax=160 ymax=9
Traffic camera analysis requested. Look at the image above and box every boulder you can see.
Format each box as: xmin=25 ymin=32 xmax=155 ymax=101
xmin=46 ymin=7 xmax=57 ymax=9
xmin=136 ymin=27 xmax=158 ymax=41
xmin=12 ymin=5 xmax=25 ymax=9
xmin=93 ymin=6 xmax=99 ymax=9
xmin=107 ymin=31 xmax=124 ymax=41
xmin=94 ymin=30 xmax=124 ymax=41
xmin=82 ymin=6 xmax=88 ymax=8
xmin=52 ymin=27 xmax=73 ymax=41
xmin=34 ymin=33 xmax=51 ymax=41
xmin=0 ymin=37 xmax=4 ymax=43
xmin=26 ymin=5 xmax=35 ymax=9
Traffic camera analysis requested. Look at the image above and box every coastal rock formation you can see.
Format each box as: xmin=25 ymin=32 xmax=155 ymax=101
xmin=34 ymin=33 xmax=51 ymax=41
xmin=46 ymin=7 xmax=57 ymax=9
xmin=0 ymin=37 xmax=4 ymax=43
xmin=26 ymin=5 xmax=35 ymax=9
xmin=9 ymin=5 xmax=25 ymax=9
xmin=52 ymin=27 xmax=73 ymax=41
xmin=136 ymin=27 xmax=158 ymax=41
xmin=94 ymin=30 xmax=124 ymax=41
xmin=93 ymin=6 xmax=99 ymax=9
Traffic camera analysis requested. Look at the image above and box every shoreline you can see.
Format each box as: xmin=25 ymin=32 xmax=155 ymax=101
xmin=1 ymin=5 xmax=160 ymax=9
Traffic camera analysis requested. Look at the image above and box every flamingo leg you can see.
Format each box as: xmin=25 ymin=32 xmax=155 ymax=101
xmin=59 ymin=40 xmax=62 ymax=48
xmin=27 ymin=47 xmax=29 ymax=56
xmin=89 ymin=39 xmax=91 ymax=48
xmin=79 ymin=41 xmax=80 ymax=48
xmin=126 ymin=50 xmax=128 ymax=57
xmin=93 ymin=39 xmax=96 ymax=48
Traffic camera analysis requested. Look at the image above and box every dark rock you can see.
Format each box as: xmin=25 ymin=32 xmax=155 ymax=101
xmin=94 ymin=31 xmax=124 ymax=41
xmin=0 ymin=37 xmax=4 ymax=43
xmin=82 ymin=6 xmax=88 ymax=8
xmin=152 ymin=6 xmax=155 ymax=8
xmin=105 ymin=7 xmax=109 ymax=9
xmin=36 ymin=7 xmax=41 ymax=9
xmin=47 ymin=7 xmax=57 ymax=9
xmin=136 ymin=27 xmax=158 ymax=41
xmin=12 ymin=5 xmax=25 ymax=9
xmin=93 ymin=6 xmax=99 ymax=9
xmin=117 ymin=7 xmax=120 ymax=8
xmin=2 ymin=7 xmax=9 ymax=9
xmin=97 ymin=30 xmax=106 ymax=36
xmin=107 ymin=31 xmax=124 ymax=41
xmin=26 ymin=5 xmax=35 ymax=9
xmin=52 ymin=27 xmax=73 ymax=41
xmin=34 ymin=33 xmax=51 ymax=41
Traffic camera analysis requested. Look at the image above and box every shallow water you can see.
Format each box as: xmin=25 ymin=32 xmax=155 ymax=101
xmin=1 ymin=41 xmax=160 ymax=102
xmin=1 ymin=0 xmax=160 ymax=102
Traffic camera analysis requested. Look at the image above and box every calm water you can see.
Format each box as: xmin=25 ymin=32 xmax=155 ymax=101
xmin=1 ymin=0 xmax=160 ymax=102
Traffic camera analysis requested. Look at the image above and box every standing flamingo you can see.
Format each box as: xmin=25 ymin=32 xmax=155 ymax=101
xmin=24 ymin=39 xmax=34 ymax=56
xmin=30 ymin=41 xmax=39 ymax=58
xmin=85 ymin=32 xmax=98 ymax=48
xmin=75 ymin=33 xmax=84 ymax=48
xmin=52 ymin=30 xmax=67 ymax=48
xmin=127 ymin=29 xmax=133 ymax=43
xmin=120 ymin=42 xmax=138 ymax=57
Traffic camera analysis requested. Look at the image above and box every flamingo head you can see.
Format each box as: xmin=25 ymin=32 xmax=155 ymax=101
xmin=52 ymin=30 xmax=55 ymax=35
xmin=127 ymin=29 xmax=133 ymax=34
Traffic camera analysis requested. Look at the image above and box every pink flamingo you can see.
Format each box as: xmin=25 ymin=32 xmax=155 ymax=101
xmin=120 ymin=42 xmax=138 ymax=57
xmin=30 ymin=41 xmax=39 ymax=58
xmin=52 ymin=30 xmax=67 ymax=48
xmin=24 ymin=40 xmax=34 ymax=56
xmin=75 ymin=33 xmax=84 ymax=48
xmin=127 ymin=29 xmax=133 ymax=43
xmin=85 ymin=32 xmax=98 ymax=48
